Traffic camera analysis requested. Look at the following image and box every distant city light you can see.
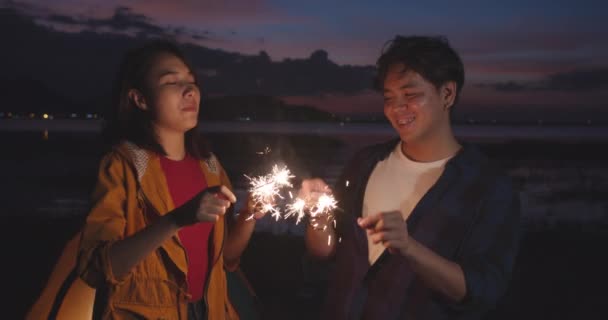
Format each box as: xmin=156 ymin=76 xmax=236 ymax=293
xmin=43 ymin=113 xmax=49 ymax=119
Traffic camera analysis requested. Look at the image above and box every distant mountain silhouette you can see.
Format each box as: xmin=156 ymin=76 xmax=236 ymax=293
xmin=201 ymin=95 xmax=336 ymax=121
xmin=0 ymin=77 xmax=79 ymax=115
xmin=0 ymin=7 xmax=374 ymax=119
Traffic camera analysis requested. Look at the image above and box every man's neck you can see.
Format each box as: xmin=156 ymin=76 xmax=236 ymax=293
xmin=401 ymin=130 xmax=461 ymax=163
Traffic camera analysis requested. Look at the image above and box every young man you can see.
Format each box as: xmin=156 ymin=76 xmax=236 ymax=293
xmin=304 ymin=35 xmax=521 ymax=319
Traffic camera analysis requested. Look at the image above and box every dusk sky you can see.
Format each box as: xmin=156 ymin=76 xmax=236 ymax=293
xmin=2 ymin=0 xmax=608 ymax=120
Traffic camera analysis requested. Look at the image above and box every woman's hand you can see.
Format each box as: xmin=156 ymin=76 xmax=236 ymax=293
xmin=170 ymin=185 xmax=236 ymax=227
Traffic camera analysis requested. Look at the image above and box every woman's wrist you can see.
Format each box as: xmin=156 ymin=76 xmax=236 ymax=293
xmin=237 ymin=208 xmax=262 ymax=223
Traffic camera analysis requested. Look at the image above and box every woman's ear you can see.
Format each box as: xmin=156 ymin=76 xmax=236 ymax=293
xmin=441 ymin=81 xmax=457 ymax=110
xmin=128 ymin=89 xmax=148 ymax=111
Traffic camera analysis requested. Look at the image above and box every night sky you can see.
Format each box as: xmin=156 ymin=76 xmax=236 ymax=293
xmin=2 ymin=0 xmax=608 ymax=120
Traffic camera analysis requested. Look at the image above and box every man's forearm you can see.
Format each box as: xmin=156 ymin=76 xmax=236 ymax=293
xmin=403 ymin=237 xmax=467 ymax=302
xmin=305 ymin=225 xmax=336 ymax=259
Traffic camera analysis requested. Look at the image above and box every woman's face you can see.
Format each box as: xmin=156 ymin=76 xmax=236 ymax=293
xmin=145 ymin=52 xmax=200 ymax=135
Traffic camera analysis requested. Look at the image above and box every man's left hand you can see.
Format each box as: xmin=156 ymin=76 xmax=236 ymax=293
xmin=358 ymin=211 xmax=410 ymax=256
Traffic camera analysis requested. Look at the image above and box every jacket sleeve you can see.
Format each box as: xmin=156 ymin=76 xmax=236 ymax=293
xmin=77 ymin=152 xmax=132 ymax=287
xmin=217 ymin=159 xmax=241 ymax=272
xmin=456 ymin=175 xmax=522 ymax=311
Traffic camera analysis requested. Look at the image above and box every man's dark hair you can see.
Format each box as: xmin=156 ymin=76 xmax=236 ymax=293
xmin=103 ymin=40 xmax=210 ymax=158
xmin=374 ymin=35 xmax=465 ymax=106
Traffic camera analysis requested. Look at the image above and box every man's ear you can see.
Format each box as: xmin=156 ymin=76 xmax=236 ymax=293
xmin=441 ymin=81 xmax=457 ymax=110
xmin=128 ymin=89 xmax=148 ymax=111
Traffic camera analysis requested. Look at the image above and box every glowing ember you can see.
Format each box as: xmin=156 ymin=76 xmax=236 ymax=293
xmin=285 ymin=197 xmax=307 ymax=224
xmin=286 ymin=192 xmax=338 ymax=231
xmin=310 ymin=194 xmax=338 ymax=218
xmin=256 ymin=146 xmax=272 ymax=155
xmin=245 ymin=165 xmax=295 ymax=220
xmin=245 ymin=163 xmax=339 ymax=231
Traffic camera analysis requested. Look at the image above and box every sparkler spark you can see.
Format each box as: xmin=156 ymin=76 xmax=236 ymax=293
xmin=285 ymin=197 xmax=307 ymax=224
xmin=245 ymin=164 xmax=339 ymax=232
xmin=245 ymin=165 xmax=295 ymax=220
xmin=286 ymin=192 xmax=338 ymax=233
xmin=256 ymin=146 xmax=272 ymax=155
xmin=270 ymin=165 xmax=294 ymax=189
xmin=310 ymin=194 xmax=338 ymax=218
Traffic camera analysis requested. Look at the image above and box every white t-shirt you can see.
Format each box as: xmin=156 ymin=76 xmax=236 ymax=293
xmin=362 ymin=142 xmax=451 ymax=264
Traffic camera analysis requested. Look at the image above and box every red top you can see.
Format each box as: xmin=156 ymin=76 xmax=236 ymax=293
xmin=160 ymin=155 xmax=213 ymax=302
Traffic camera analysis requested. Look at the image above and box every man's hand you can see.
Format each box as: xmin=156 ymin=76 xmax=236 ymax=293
xmin=358 ymin=211 xmax=410 ymax=256
xmin=299 ymin=178 xmax=332 ymax=200
xmin=300 ymin=178 xmax=334 ymax=229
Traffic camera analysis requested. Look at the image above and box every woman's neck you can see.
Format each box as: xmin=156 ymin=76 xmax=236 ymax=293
xmin=156 ymin=127 xmax=186 ymax=160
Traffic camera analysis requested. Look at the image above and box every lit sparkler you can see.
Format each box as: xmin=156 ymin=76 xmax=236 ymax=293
xmin=245 ymin=163 xmax=339 ymax=230
xmin=286 ymin=192 xmax=338 ymax=230
xmin=245 ymin=164 xmax=295 ymax=220
xmin=285 ymin=197 xmax=307 ymax=224
xmin=309 ymin=193 xmax=338 ymax=218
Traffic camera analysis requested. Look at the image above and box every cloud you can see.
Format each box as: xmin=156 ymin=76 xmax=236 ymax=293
xmin=477 ymin=68 xmax=608 ymax=92
xmin=1 ymin=0 xmax=40 ymax=14
xmin=476 ymin=81 xmax=531 ymax=92
xmin=118 ymin=0 xmax=306 ymax=28
xmin=45 ymin=6 xmax=166 ymax=37
xmin=6 ymin=0 xmax=303 ymax=44
xmin=4 ymin=2 xmax=214 ymax=42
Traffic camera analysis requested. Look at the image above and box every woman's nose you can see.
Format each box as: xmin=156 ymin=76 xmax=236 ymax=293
xmin=183 ymin=83 xmax=198 ymax=97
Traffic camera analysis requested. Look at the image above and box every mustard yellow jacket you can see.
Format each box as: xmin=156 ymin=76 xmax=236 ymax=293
xmin=77 ymin=142 xmax=239 ymax=319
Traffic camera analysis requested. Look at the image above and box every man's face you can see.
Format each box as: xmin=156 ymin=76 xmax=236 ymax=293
xmin=382 ymin=63 xmax=454 ymax=145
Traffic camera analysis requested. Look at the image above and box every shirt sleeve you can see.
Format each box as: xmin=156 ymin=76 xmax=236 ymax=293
xmin=77 ymin=152 xmax=131 ymax=287
xmin=456 ymin=175 xmax=522 ymax=311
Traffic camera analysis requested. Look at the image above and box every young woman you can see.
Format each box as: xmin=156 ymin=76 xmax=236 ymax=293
xmin=76 ymin=41 xmax=261 ymax=319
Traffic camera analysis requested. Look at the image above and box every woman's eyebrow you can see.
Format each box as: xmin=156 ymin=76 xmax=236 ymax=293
xmin=158 ymin=70 xmax=180 ymax=77
xmin=158 ymin=70 xmax=194 ymax=78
